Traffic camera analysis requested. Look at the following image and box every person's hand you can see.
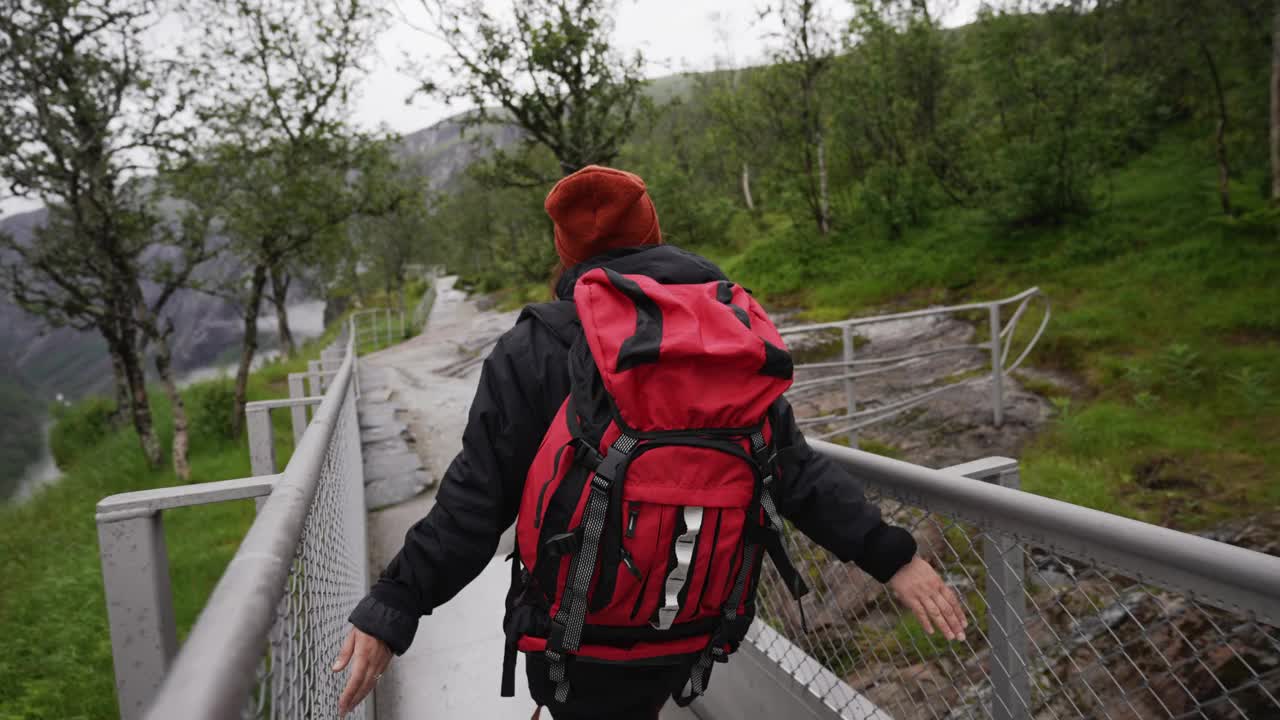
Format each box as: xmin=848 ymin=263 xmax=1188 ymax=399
xmin=332 ymin=626 xmax=393 ymax=716
xmin=887 ymin=555 xmax=968 ymax=642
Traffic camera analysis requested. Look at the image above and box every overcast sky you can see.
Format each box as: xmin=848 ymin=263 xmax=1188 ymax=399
xmin=1 ymin=0 xmax=981 ymax=219
xmin=359 ymin=0 xmax=982 ymax=134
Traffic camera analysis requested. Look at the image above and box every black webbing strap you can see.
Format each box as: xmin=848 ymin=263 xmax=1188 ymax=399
xmin=501 ymin=642 xmax=517 ymax=697
xmin=546 ymin=433 xmax=637 ymax=703
xmin=501 ymin=550 xmax=524 ymax=697
xmin=675 ymin=533 xmax=762 ymax=706
xmin=750 ymin=431 xmax=810 ymax=608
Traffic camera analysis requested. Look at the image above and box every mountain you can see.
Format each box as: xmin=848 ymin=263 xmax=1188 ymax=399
xmin=397 ymin=113 xmax=524 ymax=189
xmin=0 ymin=82 xmax=690 ymax=493
xmin=0 ymin=207 xmax=247 ymax=395
xmin=0 ymin=108 xmax=522 ymax=495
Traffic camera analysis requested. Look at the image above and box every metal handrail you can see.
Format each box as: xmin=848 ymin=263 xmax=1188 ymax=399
xmin=811 ymin=440 xmax=1280 ymax=624
xmin=778 ymin=286 xmax=1045 ymax=336
xmin=735 ymin=446 xmax=1280 ymax=720
xmin=142 ymin=337 xmax=358 ymax=719
xmin=779 ymin=287 xmax=1051 ymax=445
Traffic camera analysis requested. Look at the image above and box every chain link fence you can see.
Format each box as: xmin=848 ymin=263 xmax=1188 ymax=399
xmin=245 ymin=372 xmax=368 ymax=720
xmin=752 ymin=451 xmax=1280 ymax=720
xmin=98 ymin=332 xmax=370 ymax=720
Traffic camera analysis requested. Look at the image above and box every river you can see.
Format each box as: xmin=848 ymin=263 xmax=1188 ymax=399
xmin=5 ymin=300 xmax=328 ymax=504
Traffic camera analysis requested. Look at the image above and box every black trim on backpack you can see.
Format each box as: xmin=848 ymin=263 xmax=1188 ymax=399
xmin=716 ymin=281 xmax=751 ymax=328
xmin=604 ymin=268 xmax=663 ymax=371
xmin=715 ymin=281 xmax=733 ymax=304
xmin=608 ymin=403 xmax=769 ymax=439
xmin=508 ymin=593 xmax=722 ymax=648
xmin=761 ymin=340 xmax=794 ymax=379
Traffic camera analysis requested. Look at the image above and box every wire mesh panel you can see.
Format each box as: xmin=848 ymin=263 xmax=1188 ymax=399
xmin=753 ymin=485 xmax=1280 ymax=720
xmin=246 ymin=380 xmax=369 ymax=720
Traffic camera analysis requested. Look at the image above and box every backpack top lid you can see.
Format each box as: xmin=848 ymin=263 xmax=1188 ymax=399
xmin=574 ymin=267 xmax=794 ymax=432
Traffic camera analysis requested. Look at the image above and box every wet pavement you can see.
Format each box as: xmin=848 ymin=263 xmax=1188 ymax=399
xmin=361 ymin=277 xmax=698 ymax=719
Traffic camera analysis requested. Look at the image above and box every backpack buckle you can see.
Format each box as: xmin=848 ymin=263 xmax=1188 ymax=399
xmin=571 ymin=437 xmax=605 ymax=471
xmin=752 ymin=445 xmax=774 ymax=471
xmin=593 ymin=447 xmax=630 ymax=486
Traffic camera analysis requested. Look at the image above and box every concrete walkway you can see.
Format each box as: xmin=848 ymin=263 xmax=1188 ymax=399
xmin=363 ymin=277 xmax=527 ymax=719
xmin=361 ymin=278 xmax=697 ymax=719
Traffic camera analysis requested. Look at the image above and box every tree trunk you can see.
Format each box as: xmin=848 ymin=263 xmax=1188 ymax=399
xmin=348 ymin=259 xmax=366 ymax=305
xmin=107 ymin=341 xmax=132 ymax=427
xmin=741 ymin=162 xmax=756 ymax=211
xmin=120 ymin=333 xmax=162 ymax=467
xmin=152 ymin=328 xmax=190 ymax=481
xmin=1200 ymin=42 xmax=1232 ymax=214
xmin=1271 ymin=0 xmax=1279 ymax=203
xmin=231 ymin=263 xmax=270 ymax=437
xmin=816 ymin=129 xmax=831 ymax=235
xmin=269 ymin=266 xmax=295 ymax=359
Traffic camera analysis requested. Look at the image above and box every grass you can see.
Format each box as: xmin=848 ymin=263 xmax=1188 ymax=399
xmin=0 ymin=321 xmax=356 ymax=720
xmin=720 ymin=131 xmax=1279 ymax=528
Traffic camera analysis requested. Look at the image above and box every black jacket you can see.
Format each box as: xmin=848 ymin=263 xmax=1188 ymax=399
xmin=349 ymin=245 xmax=917 ymax=654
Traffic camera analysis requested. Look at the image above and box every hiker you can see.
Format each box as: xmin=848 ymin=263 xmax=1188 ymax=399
xmin=333 ymin=165 xmax=967 ymax=719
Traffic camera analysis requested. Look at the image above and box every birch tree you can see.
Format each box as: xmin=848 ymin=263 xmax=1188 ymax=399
xmin=762 ymin=0 xmax=836 ymax=235
xmin=184 ymin=0 xmax=395 ymax=432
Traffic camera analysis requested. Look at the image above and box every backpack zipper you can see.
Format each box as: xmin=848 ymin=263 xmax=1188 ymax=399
xmin=620 ymin=546 xmax=641 ymax=580
xmin=625 ymin=503 xmax=640 ymax=538
xmin=630 ymin=507 xmax=664 ymax=621
xmin=533 ymin=444 xmax=568 ymax=529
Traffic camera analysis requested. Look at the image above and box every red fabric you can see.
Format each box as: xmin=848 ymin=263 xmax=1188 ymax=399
xmin=512 ymin=273 xmax=790 ymax=666
xmin=517 ymin=399 xmax=575 ymax=571
xmin=575 ymin=271 xmax=791 ymax=431
xmin=545 ymin=166 xmax=662 ymax=267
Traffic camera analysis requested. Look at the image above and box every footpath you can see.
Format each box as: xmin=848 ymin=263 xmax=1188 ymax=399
xmin=360 ymin=278 xmax=695 ymax=719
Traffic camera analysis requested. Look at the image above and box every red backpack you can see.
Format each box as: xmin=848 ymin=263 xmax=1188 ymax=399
xmin=501 ymin=268 xmax=810 ymax=706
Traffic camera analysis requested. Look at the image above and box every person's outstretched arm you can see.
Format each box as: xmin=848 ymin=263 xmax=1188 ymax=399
xmin=769 ymin=399 xmax=967 ymax=642
xmin=334 ymin=316 xmax=570 ymax=715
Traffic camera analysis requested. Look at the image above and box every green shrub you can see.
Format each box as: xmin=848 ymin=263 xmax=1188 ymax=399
xmin=186 ymin=380 xmax=238 ymax=446
xmin=49 ymin=397 xmax=117 ymax=467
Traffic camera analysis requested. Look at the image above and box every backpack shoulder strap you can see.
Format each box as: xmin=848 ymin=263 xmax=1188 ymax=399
xmin=519 ymin=300 xmax=580 ymax=347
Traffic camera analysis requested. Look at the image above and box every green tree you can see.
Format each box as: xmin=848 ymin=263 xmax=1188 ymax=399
xmin=0 ymin=0 xmax=214 ymax=476
xmin=415 ymin=0 xmax=650 ymax=181
xmin=350 ymin=179 xmax=435 ymax=309
xmin=832 ymin=0 xmax=963 ymax=236
xmin=960 ymin=2 xmax=1151 ymax=226
xmin=182 ymin=0 xmax=398 ymax=432
xmin=760 ymin=0 xmax=838 ymax=235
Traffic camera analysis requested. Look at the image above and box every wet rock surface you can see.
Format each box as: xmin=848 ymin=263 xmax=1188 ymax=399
xmin=763 ymin=306 xmax=1279 ymax=719
xmin=775 ymin=307 xmax=1056 ymax=469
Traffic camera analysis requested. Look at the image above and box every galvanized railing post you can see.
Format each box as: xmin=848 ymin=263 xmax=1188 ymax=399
xmin=307 ymin=359 xmax=325 ymax=395
xmin=247 ymin=406 xmax=276 ymax=477
xmin=989 ymin=302 xmax=1005 ymax=427
xmin=984 ymin=465 xmax=1029 ymax=720
xmin=287 ymin=374 xmax=307 ymax=446
xmin=841 ymin=324 xmax=858 ymax=448
xmin=97 ymin=510 xmax=177 ymax=720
